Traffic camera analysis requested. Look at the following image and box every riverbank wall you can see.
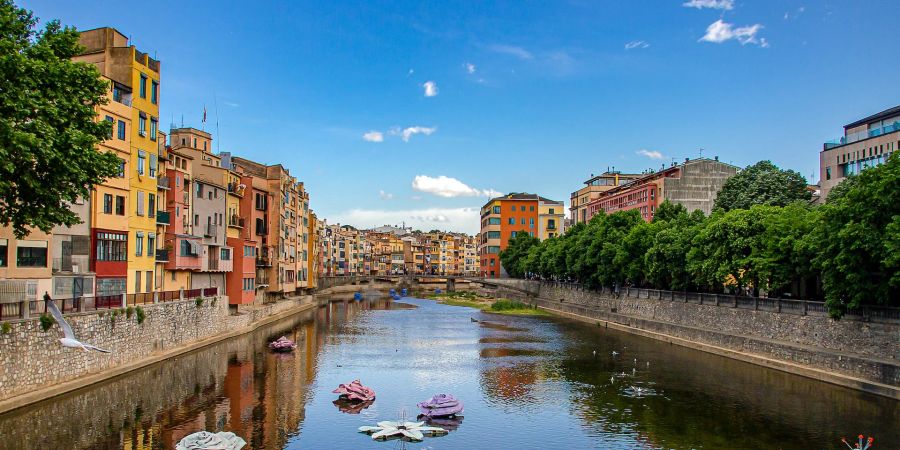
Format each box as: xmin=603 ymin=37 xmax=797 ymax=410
xmin=479 ymin=279 xmax=900 ymax=399
xmin=0 ymin=294 xmax=314 ymax=412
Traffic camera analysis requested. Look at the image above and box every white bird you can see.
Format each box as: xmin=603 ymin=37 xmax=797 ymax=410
xmin=610 ymin=376 xmax=614 ymax=384
xmin=634 ymin=358 xmax=638 ymax=364
xmin=592 ymin=350 xmax=597 ymax=357
xmin=611 ymin=351 xmax=619 ymax=356
xmin=47 ymin=299 xmax=110 ymax=353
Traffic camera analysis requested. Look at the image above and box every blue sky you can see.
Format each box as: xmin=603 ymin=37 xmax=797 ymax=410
xmin=23 ymin=0 xmax=900 ymax=234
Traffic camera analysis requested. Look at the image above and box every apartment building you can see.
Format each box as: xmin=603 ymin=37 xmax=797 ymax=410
xmin=162 ymin=147 xmax=200 ymax=290
xmin=569 ymin=171 xmax=641 ymax=224
xmin=478 ymin=193 xmax=564 ymax=278
xmin=586 ymin=157 xmax=739 ymax=222
xmin=820 ymin=105 xmax=899 ymax=200
xmin=75 ymin=27 xmax=162 ymax=294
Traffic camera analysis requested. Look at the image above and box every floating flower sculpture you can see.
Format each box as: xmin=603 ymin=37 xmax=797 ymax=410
xmin=333 ymin=398 xmax=374 ymax=414
xmin=358 ymin=421 xmax=448 ymax=441
xmin=176 ymin=431 xmax=246 ymax=450
xmin=333 ymin=379 xmax=376 ymax=402
xmin=417 ymin=393 xmax=464 ymax=418
xmin=842 ymin=435 xmax=875 ymax=450
xmin=268 ymin=336 xmax=297 ymax=353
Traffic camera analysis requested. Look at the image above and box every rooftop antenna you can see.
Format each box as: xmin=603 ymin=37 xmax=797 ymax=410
xmin=699 ymin=148 xmax=704 ymax=158
xmin=180 ymin=114 xmax=184 ymax=127
xmin=214 ymin=90 xmax=221 ymax=152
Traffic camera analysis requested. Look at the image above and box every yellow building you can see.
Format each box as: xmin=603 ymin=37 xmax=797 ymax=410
xmin=538 ymin=199 xmax=564 ymax=240
xmin=76 ymin=28 xmax=161 ymax=295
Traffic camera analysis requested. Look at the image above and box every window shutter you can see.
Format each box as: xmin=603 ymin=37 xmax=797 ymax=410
xmin=137 ymin=191 xmax=144 ymax=215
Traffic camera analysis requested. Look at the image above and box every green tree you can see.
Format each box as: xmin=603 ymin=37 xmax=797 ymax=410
xmin=645 ymin=208 xmax=705 ymax=290
xmin=814 ymin=154 xmax=900 ymax=316
xmin=0 ymin=0 xmax=118 ymax=237
xmin=753 ymin=203 xmax=819 ymax=297
xmin=713 ymin=160 xmax=811 ymax=212
xmin=499 ymin=232 xmax=539 ymax=278
xmin=688 ymin=208 xmax=773 ymax=293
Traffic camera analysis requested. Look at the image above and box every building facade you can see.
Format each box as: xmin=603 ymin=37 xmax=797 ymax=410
xmin=569 ymin=171 xmax=641 ymax=225
xmin=478 ymin=193 xmax=565 ymax=278
xmin=819 ymin=105 xmax=899 ymax=200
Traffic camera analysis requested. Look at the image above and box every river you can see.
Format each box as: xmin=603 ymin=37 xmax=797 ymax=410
xmin=0 ymin=295 xmax=896 ymax=449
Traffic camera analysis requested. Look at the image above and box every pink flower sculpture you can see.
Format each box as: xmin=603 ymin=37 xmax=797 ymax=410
xmin=417 ymin=393 xmax=463 ymax=418
xmin=268 ymin=336 xmax=297 ymax=353
xmin=333 ymin=379 xmax=376 ymax=402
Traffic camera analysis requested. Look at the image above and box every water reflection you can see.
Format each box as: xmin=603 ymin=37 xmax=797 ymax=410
xmin=0 ymin=295 xmax=895 ymax=450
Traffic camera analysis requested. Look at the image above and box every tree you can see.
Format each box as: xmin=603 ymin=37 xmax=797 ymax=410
xmin=814 ymin=154 xmax=900 ymax=316
xmin=645 ymin=208 xmax=705 ymax=291
xmin=713 ymin=160 xmax=811 ymax=212
xmin=499 ymin=232 xmax=539 ymax=278
xmin=0 ymin=0 xmax=118 ymax=238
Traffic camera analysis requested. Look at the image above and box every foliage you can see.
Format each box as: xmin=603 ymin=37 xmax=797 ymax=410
xmin=39 ymin=313 xmax=55 ymax=332
xmin=490 ymin=299 xmax=529 ymax=311
xmin=814 ymin=154 xmax=900 ymax=316
xmin=0 ymin=0 xmax=120 ymax=237
xmin=195 ymin=297 xmax=204 ymax=308
xmin=125 ymin=306 xmax=134 ymax=319
xmin=1 ymin=322 xmax=11 ymax=334
xmin=713 ymin=161 xmax=811 ymax=212
xmin=135 ymin=306 xmax=145 ymax=324
xmin=499 ymin=232 xmax=539 ymax=278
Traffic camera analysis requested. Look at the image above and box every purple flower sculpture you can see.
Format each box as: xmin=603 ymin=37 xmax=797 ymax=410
xmin=416 ymin=393 xmax=463 ymax=418
xmin=333 ymin=379 xmax=376 ymax=402
xmin=268 ymin=336 xmax=297 ymax=353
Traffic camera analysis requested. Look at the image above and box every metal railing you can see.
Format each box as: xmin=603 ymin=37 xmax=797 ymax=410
xmin=824 ymin=121 xmax=900 ymax=149
xmin=52 ymin=255 xmax=90 ymax=273
xmin=532 ymin=280 xmax=900 ymax=324
xmin=205 ymin=224 xmax=218 ymax=237
xmin=157 ymin=176 xmax=170 ymax=190
xmin=228 ymin=214 xmax=244 ymax=228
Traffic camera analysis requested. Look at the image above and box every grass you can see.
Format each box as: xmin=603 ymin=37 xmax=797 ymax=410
xmin=428 ymin=292 xmax=548 ymax=316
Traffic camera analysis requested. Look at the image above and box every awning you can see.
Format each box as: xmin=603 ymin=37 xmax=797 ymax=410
xmin=188 ymin=240 xmax=201 ymax=255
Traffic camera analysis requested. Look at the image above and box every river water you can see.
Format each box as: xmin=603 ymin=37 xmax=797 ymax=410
xmin=0 ymin=295 xmax=896 ymax=449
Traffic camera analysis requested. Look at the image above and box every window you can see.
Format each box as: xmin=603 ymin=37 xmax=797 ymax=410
xmin=117 ymin=158 xmax=126 ymax=178
xmin=492 ymin=206 xmax=500 ymax=214
xmin=146 ymin=270 xmax=153 ymax=292
xmin=136 ymin=191 xmax=145 ymax=216
xmin=548 ymin=219 xmax=556 ymax=229
xmin=96 ymin=278 xmax=125 ymax=296
xmin=103 ymin=194 xmax=113 ymax=214
xmin=150 ymin=118 xmax=158 ymax=141
xmin=510 ymin=205 xmax=516 ymax=212
xmin=530 ymin=218 xmax=535 ymax=228
xmin=203 ymin=141 xmax=207 ymax=151
xmin=549 ymin=208 xmax=555 ymax=215
xmin=104 ymin=115 xmax=114 ymax=139
xmin=180 ymin=239 xmax=199 ymax=256
xmin=150 ymin=80 xmax=158 ymax=104
xmin=138 ymin=114 xmax=147 ymax=136
xmin=508 ymin=218 xmax=515 ymax=225
xmin=521 ymin=218 xmax=526 ymax=225
xmin=530 ymin=206 xmax=535 ymax=211
xmin=149 ymin=153 xmax=157 ymax=178
xmin=115 ymin=196 xmax=125 ymax=215
xmin=135 ymin=271 xmax=141 ymax=293
xmin=96 ymin=232 xmax=127 ymax=261
xmin=148 ymin=193 xmax=155 ymax=217
xmin=221 ymin=248 xmax=230 ymax=260
xmin=826 ymin=167 xmax=831 ymax=180
xmin=135 ymin=233 xmax=143 ymax=256
xmin=137 ymin=150 xmax=146 ymax=175
xmin=16 ymin=241 xmax=47 ymax=267
xmin=193 ymin=138 xmax=197 ymax=148
xmin=117 ymin=120 xmax=126 ymax=140
xmin=511 ymin=231 xmax=517 ymax=237
xmin=0 ymin=239 xmax=6 ymax=267
xmin=196 ymin=183 xmax=203 ymax=198
xmin=139 ymin=74 xmax=147 ymax=98
xmin=488 ymin=218 xmax=501 ymax=225
xmin=487 ymin=246 xmax=500 ymax=254
xmin=148 ymin=234 xmax=155 ymax=257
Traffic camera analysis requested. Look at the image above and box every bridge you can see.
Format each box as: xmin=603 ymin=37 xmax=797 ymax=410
xmin=316 ymin=275 xmax=486 ymax=293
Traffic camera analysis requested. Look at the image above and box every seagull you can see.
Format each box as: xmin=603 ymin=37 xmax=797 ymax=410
xmin=634 ymin=358 xmax=637 ymax=364
xmin=592 ymin=350 xmax=596 ymax=357
xmin=47 ymin=299 xmax=110 ymax=353
xmin=611 ymin=351 xmax=619 ymax=356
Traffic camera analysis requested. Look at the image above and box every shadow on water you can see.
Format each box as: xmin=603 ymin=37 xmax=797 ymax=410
xmin=0 ymin=295 xmax=895 ymax=450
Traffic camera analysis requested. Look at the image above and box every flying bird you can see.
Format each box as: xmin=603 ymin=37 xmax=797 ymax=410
xmin=47 ymin=299 xmax=111 ymax=353
xmin=611 ymin=351 xmax=619 ymax=356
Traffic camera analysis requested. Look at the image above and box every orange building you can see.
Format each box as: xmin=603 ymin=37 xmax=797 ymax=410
xmin=478 ymin=193 xmax=562 ymax=278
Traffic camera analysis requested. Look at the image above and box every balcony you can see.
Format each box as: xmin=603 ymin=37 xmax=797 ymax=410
xmin=52 ymin=255 xmax=89 ymax=273
xmin=256 ymin=246 xmax=273 ymax=267
xmin=825 ymin=121 xmax=900 ymax=149
xmin=112 ymin=88 xmax=132 ymax=106
xmin=228 ymin=214 xmax=244 ymax=229
xmin=156 ymin=211 xmax=170 ymax=225
xmin=157 ymin=176 xmax=170 ymax=190
xmin=205 ymin=224 xmax=218 ymax=237
xmin=155 ymin=249 xmax=169 ymax=263
xmin=227 ymin=182 xmax=245 ymax=197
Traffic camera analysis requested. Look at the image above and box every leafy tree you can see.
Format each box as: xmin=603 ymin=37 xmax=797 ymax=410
xmin=499 ymin=232 xmax=539 ymax=278
xmin=814 ymin=154 xmax=900 ymax=316
xmin=589 ymin=210 xmax=643 ymax=288
xmin=645 ymin=208 xmax=705 ymax=290
xmin=688 ymin=208 xmax=773 ymax=293
xmin=753 ymin=203 xmax=819 ymax=297
xmin=0 ymin=0 xmax=118 ymax=237
xmin=713 ymin=160 xmax=811 ymax=212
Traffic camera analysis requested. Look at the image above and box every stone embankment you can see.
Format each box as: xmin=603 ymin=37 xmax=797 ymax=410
xmin=0 ymin=295 xmax=314 ymax=412
xmin=479 ymin=279 xmax=900 ymax=399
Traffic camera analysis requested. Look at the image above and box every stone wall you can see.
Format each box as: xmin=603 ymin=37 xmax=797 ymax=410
xmin=480 ymin=279 xmax=900 ymax=390
xmin=0 ymin=295 xmax=312 ymax=404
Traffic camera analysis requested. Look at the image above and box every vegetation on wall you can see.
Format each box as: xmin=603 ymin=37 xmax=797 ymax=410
xmin=500 ymin=158 xmax=900 ymax=317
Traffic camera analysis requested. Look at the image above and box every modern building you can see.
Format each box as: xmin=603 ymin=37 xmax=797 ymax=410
xmin=75 ymin=27 xmax=162 ymax=295
xmin=478 ymin=193 xmax=565 ymax=278
xmin=586 ymin=157 xmax=739 ymax=221
xmin=820 ymin=105 xmax=899 ymax=200
xmin=569 ymin=171 xmax=641 ymax=224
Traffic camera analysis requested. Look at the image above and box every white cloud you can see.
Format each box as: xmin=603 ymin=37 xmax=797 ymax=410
xmin=636 ymin=149 xmax=666 ymax=160
xmin=784 ymin=6 xmax=806 ymax=20
xmin=408 ymin=69 xmax=414 ymax=76
xmin=488 ymin=44 xmax=533 ymax=60
xmin=700 ymin=20 xmax=765 ymax=46
xmin=422 ymin=81 xmax=438 ymax=97
xmin=464 ymin=62 xmax=476 ymax=74
xmin=625 ymin=40 xmax=650 ymax=50
xmin=331 ymin=207 xmax=480 ymax=234
xmin=378 ymin=190 xmax=394 ymax=200
xmin=682 ymin=0 xmax=734 ymax=10
xmin=394 ymin=126 xmax=436 ymax=142
xmin=362 ymin=131 xmax=384 ymax=142
xmin=411 ymin=175 xmax=501 ymax=198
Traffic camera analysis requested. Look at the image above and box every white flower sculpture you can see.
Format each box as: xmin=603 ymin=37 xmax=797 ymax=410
xmin=358 ymin=420 xmax=448 ymax=441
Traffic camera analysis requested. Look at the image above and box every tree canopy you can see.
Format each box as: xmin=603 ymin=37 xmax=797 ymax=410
xmin=0 ymin=0 xmax=118 ymax=237
xmin=713 ymin=160 xmax=811 ymax=212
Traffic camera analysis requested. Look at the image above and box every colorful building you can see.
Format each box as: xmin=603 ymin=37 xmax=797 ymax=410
xmin=569 ymin=171 xmax=641 ymax=224
xmin=478 ymin=193 xmax=563 ymax=278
